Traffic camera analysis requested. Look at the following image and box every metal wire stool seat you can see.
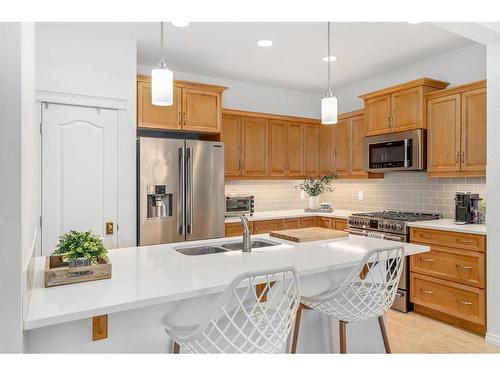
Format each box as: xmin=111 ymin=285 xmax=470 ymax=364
xmin=165 ymin=267 xmax=300 ymax=354
xmin=291 ymin=246 xmax=404 ymax=353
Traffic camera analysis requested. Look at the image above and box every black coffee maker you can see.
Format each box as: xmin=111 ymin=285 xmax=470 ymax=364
xmin=454 ymin=192 xmax=482 ymax=224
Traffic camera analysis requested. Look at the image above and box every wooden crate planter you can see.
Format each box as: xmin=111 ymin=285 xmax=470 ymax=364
xmin=45 ymin=254 xmax=112 ymax=287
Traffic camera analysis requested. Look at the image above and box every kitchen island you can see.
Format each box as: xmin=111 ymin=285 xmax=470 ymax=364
xmin=24 ymin=234 xmax=429 ymax=353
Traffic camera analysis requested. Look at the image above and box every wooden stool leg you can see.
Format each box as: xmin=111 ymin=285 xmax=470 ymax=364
xmin=378 ymin=316 xmax=391 ymax=354
xmin=339 ymin=321 xmax=347 ymax=354
xmin=290 ymin=303 xmax=306 ymax=353
xmin=172 ymin=341 xmax=180 ymax=354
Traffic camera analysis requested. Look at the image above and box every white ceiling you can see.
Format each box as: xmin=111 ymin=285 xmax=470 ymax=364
xmin=66 ymin=22 xmax=474 ymax=93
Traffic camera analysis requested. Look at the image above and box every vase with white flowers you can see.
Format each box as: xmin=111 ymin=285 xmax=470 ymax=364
xmin=296 ymin=175 xmax=335 ymax=209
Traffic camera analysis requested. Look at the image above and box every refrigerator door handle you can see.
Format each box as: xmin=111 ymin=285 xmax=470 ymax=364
xmin=178 ymin=147 xmax=185 ymax=235
xmin=186 ymin=147 xmax=193 ymax=234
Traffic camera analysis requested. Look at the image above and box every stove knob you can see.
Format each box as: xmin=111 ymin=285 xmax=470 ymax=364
xmin=396 ymin=224 xmax=404 ymax=231
xmin=391 ymin=224 xmax=396 ymax=230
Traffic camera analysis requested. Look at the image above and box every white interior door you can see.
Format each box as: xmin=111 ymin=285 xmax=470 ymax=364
xmin=41 ymin=103 xmax=118 ymax=255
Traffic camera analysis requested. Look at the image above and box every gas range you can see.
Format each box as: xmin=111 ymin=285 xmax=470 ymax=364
xmin=348 ymin=211 xmax=441 ymax=237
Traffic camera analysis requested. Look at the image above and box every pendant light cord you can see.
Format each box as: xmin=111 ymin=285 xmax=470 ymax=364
xmin=327 ymin=22 xmax=331 ymax=93
xmin=160 ymin=22 xmax=166 ymax=68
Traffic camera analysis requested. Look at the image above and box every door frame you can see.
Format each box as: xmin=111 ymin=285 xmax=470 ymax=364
xmin=37 ymin=90 xmax=128 ymax=255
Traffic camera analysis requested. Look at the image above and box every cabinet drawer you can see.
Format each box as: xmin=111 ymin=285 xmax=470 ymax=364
xmin=334 ymin=219 xmax=348 ymax=231
xmin=317 ymin=217 xmax=333 ymax=229
xmin=282 ymin=218 xmax=301 ymax=230
xmin=225 ymin=222 xmax=253 ymax=237
xmin=252 ymin=219 xmax=282 ymax=234
xmin=300 ymin=216 xmax=317 ymax=228
xmin=410 ymin=273 xmax=485 ymax=325
xmin=410 ymin=245 xmax=485 ymax=288
xmin=410 ymin=227 xmax=485 ymax=252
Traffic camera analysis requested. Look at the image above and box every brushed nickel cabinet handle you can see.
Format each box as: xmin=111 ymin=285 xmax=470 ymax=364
xmin=183 ymin=112 xmax=186 ymax=125
xmin=456 ymin=264 xmax=473 ymax=270
xmin=458 ymin=300 xmax=473 ymax=305
xmin=455 ymin=152 xmax=460 ymax=166
xmin=420 ymin=288 xmax=434 ymax=295
xmin=178 ymin=112 xmax=182 ymax=126
xmin=422 ymin=258 xmax=434 ymax=263
xmin=461 ymin=151 xmax=465 ymax=165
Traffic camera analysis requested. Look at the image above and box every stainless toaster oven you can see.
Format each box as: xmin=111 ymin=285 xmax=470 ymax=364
xmin=225 ymin=194 xmax=254 ymax=216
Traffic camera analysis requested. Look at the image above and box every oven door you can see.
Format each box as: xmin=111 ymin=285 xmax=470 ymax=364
xmin=364 ymin=129 xmax=425 ymax=172
xmin=347 ymin=227 xmax=411 ymax=313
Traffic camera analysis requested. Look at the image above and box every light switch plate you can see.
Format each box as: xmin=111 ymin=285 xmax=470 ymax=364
xmin=358 ymin=191 xmax=364 ymax=200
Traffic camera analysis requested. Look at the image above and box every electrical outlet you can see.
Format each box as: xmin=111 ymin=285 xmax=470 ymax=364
xmin=300 ymin=191 xmax=306 ymax=200
xmin=358 ymin=191 xmax=364 ymax=201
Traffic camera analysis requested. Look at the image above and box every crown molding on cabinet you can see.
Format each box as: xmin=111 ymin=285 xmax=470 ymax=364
xmin=424 ymin=80 xmax=486 ymax=100
xmin=359 ymin=77 xmax=449 ymax=100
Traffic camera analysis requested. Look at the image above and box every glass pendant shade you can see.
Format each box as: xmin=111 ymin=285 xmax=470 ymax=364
xmin=151 ymin=66 xmax=173 ymax=106
xmin=321 ymin=94 xmax=338 ymax=125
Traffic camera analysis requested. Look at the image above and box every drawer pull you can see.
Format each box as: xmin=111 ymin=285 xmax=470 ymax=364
xmin=456 ymin=264 xmax=473 ymax=270
xmin=420 ymin=288 xmax=434 ymax=295
xmin=458 ymin=300 xmax=473 ymax=305
xmin=422 ymin=258 xmax=434 ymax=263
xmin=421 ymin=234 xmax=433 ymax=239
xmin=457 ymin=239 xmax=473 ymax=244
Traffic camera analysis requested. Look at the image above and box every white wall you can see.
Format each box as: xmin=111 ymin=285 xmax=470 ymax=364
xmin=336 ymin=43 xmax=486 ymax=113
xmin=36 ymin=23 xmax=137 ymax=249
xmin=138 ymin=65 xmax=321 ymax=119
xmin=486 ymin=41 xmax=500 ymax=347
xmin=0 ymin=22 xmax=36 ymax=353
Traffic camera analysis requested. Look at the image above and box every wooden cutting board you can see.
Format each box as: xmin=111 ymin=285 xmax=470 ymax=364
xmin=269 ymin=227 xmax=349 ymax=242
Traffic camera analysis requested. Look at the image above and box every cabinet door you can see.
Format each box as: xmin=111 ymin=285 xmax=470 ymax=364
xmin=282 ymin=218 xmax=301 ymax=230
xmin=242 ymin=117 xmax=268 ymax=176
xmin=304 ymin=124 xmax=320 ymax=176
xmin=286 ymin=122 xmax=305 ymax=177
xmin=317 ymin=217 xmax=333 ymax=229
xmin=319 ymin=125 xmax=334 ymax=175
xmin=350 ymin=115 xmax=367 ymax=175
xmin=461 ymin=88 xmax=486 ymax=173
xmin=365 ymin=95 xmax=391 ymax=135
xmin=391 ymin=87 xmax=423 ymax=132
xmin=334 ymin=219 xmax=348 ymax=231
xmin=137 ymin=81 xmax=181 ymax=130
xmin=333 ymin=119 xmax=350 ymax=176
xmin=182 ymin=88 xmax=221 ymax=132
xmin=252 ymin=219 xmax=282 ymax=234
xmin=221 ymin=114 xmax=242 ymax=177
xmin=268 ymin=120 xmax=287 ymax=177
xmin=427 ymin=94 xmax=462 ymax=174
xmin=300 ymin=216 xmax=318 ymax=228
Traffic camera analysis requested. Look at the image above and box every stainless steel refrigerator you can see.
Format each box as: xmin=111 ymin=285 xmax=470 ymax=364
xmin=137 ymin=137 xmax=225 ymax=246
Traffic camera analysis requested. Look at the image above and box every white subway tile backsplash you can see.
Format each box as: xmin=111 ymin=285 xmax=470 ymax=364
xmin=225 ymin=172 xmax=486 ymax=219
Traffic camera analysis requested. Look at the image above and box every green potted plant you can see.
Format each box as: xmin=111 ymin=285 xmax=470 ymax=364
xmin=52 ymin=230 xmax=109 ymax=267
xmin=296 ymin=175 xmax=335 ymax=209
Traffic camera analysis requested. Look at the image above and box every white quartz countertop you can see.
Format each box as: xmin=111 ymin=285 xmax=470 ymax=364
xmin=24 ymin=234 xmax=428 ymax=330
xmin=225 ymin=209 xmax=356 ymax=223
xmin=407 ymin=219 xmax=487 ymax=235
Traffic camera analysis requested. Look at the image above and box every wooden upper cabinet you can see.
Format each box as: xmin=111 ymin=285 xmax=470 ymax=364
xmin=286 ymin=122 xmax=305 ymax=177
xmin=268 ymin=120 xmax=288 ymax=177
xmin=242 ymin=117 xmax=268 ymax=176
xmin=221 ymin=114 xmax=243 ymax=177
xmin=304 ymin=124 xmax=320 ymax=176
xmin=319 ymin=125 xmax=334 ymax=175
xmin=334 ymin=118 xmax=350 ymax=176
xmin=137 ymin=75 xmax=226 ymax=133
xmin=137 ymin=81 xmax=182 ymax=130
xmin=426 ymin=81 xmax=486 ymax=177
xmin=350 ymin=114 xmax=367 ymax=175
xmin=182 ymin=88 xmax=221 ymax=132
xmin=361 ymin=78 xmax=449 ymax=136
xmin=391 ymin=86 xmax=423 ymax=132
xmin=427 ymin=94 xmax=462 ymax=174
xmin=461 ymin=88 xmax=486 ymax=173
xmin=365 ymin=95 xmax=391 ymax=136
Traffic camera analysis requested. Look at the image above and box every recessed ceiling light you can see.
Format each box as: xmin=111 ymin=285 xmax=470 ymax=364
xmin=257 ymin=39 xmax=273 ymax=47
xmin=322 ymin=55 xmax=338 ymax=62
xmin=172 ymin=21 xmax=190 ymax=27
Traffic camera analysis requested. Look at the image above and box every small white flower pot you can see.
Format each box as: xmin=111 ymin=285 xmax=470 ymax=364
xmin=309 ymin=196 xmax=320 ymax=209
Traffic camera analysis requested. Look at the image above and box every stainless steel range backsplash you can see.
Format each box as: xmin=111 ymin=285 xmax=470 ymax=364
xmin=224 ymin=172 xmax=486 ymax=219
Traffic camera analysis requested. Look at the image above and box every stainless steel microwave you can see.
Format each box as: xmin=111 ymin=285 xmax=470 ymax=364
xmin=364 ymin=129 xmax=426 ymax=172
xmin=225 ymin=194 xmax=254 ymax=216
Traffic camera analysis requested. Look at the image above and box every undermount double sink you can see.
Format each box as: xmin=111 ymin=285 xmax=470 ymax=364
xmin=175 ymin=239 xmax=280 ymax=256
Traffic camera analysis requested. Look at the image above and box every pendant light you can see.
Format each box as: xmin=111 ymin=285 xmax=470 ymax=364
xmin=151 ymin=22 xmax=173 ymax=106
xmin=321 ymin=22 xmax=338 ymax=125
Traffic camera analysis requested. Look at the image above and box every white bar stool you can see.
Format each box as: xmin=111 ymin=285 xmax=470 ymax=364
xmin=164 ymin=267 xmax=300 ymax=354
xmin=291 ymin=246 xmax=404 ymax=354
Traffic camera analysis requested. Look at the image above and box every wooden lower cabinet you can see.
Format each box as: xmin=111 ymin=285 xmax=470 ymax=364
xmin=410 ymin=227 xmax=487 ymax=335
xmin=317 ymin=217 xmax=334 ymax=229
xmin=225 ymin=222 xmax=253 ymax=237
xmin=282 ymin=218 xmax=301 ymax=230
xmin=300 ymin=216 xmax=317 ymax=228
xmin=252 ymin=219 xmax=282 ymax=234
xmin=334 ymin=219 xmax=348 ymax=231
